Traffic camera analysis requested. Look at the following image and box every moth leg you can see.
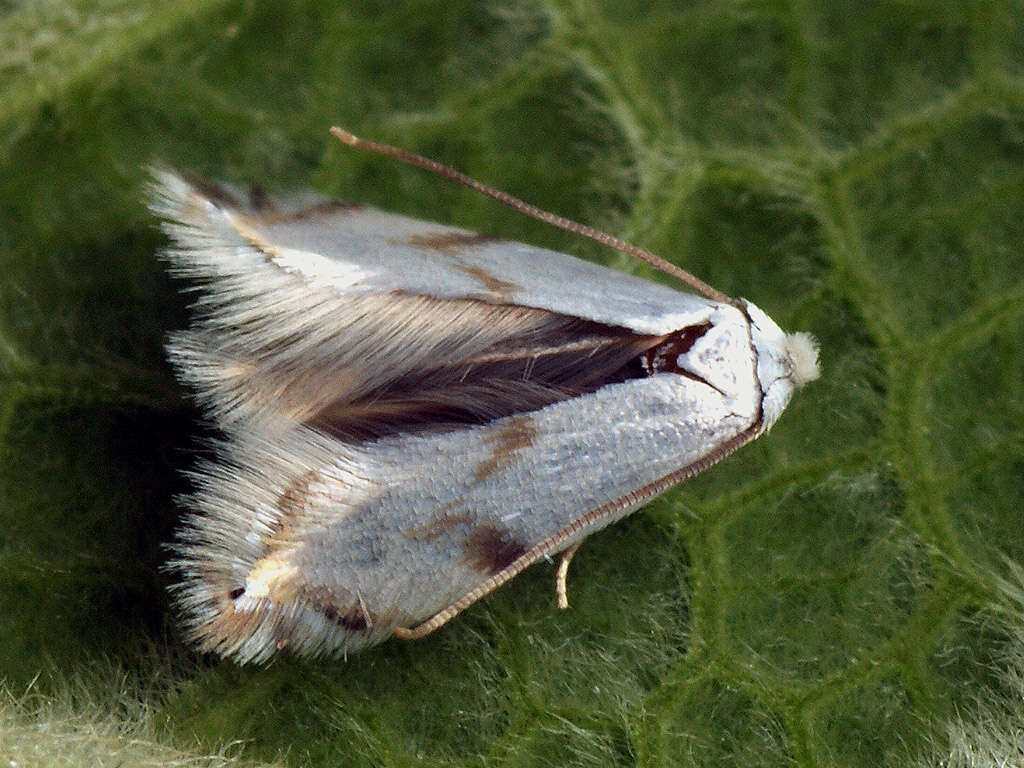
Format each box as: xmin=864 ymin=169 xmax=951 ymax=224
xmin=555 ymin=542 xmax=582 ymax=610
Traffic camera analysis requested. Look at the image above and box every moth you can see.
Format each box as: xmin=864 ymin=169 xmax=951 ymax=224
xmin=152 ymin=128 xmax=820 ymax=663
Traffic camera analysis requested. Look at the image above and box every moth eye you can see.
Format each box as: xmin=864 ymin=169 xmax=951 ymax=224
xmin=229 ymin=587 xmax=245 ymax=600
xmin=640 ymin=321 xmax=713 ymax=375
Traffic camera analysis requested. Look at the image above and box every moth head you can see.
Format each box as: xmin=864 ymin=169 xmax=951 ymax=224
xmin=744 ymin=301 xmax=820 ymax=429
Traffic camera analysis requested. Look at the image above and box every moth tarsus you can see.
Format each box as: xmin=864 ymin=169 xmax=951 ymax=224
xmin=556 ymin=542 xmax=582 ymax=611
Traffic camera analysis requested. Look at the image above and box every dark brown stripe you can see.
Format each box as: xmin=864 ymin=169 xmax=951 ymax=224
xmin=451 ymin=263 xmax=521 ymax=295
xmin=284 ymin=200 xmax=363 ymax=219
xmin=403 ymin=512 xmax=474 ymax=542
xmin=474 ymin=416 xmax=537 ymax=483
xmin=403 ymin=231 xmax=498 ymax=255
xmin=276 ymin=470 xmax=319 ymax=518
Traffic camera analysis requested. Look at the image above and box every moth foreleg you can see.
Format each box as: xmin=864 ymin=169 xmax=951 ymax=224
xmin=555 ymin=541 xmax=582 ymax=610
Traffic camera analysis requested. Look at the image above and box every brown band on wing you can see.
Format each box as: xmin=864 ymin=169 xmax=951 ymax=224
xmin=402 ymin=511 xmax=475 ymax=542
xmin=284 ymin=200 xmax=364 ymax=219
xmin=319 ymin=603 xmax=372 ymax=632
xmin=177 ymin=172 xmax=242 ymax=209
xmin=474 ymin=415 xmax=538 ymax=482
xmin=400 ymin=231 xmax=500 ymax=256
xmin=276 ymin=469 xmax=320 ymax=518
xmin=450 ymin=264 xmax=520 ymax=298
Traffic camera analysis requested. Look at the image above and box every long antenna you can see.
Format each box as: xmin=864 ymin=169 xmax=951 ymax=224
xmin=330 ymin=127 xmax=733 ymax=304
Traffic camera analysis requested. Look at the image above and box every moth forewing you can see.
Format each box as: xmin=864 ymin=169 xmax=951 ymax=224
xmin=154 ymin=137 xmax=819 ymax=662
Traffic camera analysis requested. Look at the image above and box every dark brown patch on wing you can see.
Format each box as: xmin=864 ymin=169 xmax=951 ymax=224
xmin=399 ymin=232 xmax=523 ymax=294
xmin=450 ymin=264 xmax=521 ymax=296
xmin=474 ymin=415 xmax=537 ymax=483
xmin=403 ymin=231 xmax=498 ymax=255
xmin=302 ymin=586 xmax=375 ymax=632
xmin=179 ymin=172 xmax=241 ymax=209
xmin=247 ymin=470 xmax=322 ymax=564
xmin=320 ymin=604 xmax=371 ymax=632
xmin=180 ymin=175 xmax=361 ymax=224
xmin=248 ymin=184 xmax=274 ymax=212
xmin=403 ymin=512 xmax=474 ymax=542
xmin=285 ymin=200 xmax=364 ymax=219
xmin=463 ymin=524 xmax=528 ymax=575
xmin=276 ymin=469 xmax=320 ymax=518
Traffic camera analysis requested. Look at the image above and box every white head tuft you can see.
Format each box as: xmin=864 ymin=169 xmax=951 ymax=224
xmin=784 ymin=332 xmax=820 ymax=387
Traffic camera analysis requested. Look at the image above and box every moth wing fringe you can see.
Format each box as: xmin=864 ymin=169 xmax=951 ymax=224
xmin=167 ymin=428 xmax=393 ymax=662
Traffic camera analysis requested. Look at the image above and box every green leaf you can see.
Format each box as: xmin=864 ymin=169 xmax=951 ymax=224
xmin=2 ymin=1 xmax=1023 ymax=766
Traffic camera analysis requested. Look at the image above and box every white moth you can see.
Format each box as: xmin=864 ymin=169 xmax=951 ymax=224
xmin=152 ymin=128 xmax=820 ymax=663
